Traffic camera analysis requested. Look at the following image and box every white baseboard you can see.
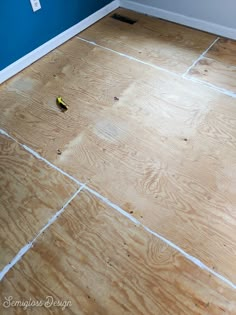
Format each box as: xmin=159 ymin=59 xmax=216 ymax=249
xmin=3 ymin=0 xmax=235 ymax=84
xmin=120 ymin=0 xmax=236 ymax=40
xmin=0 ymin=0 xmax=120 ymax=84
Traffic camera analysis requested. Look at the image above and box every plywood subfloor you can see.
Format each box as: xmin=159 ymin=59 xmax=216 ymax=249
xmin=0 ymin=134 xmax=78 ymax=270
xmin=0 ymin=8 xmax=236 ymax=315
xmin=1 ymin=38 xmax=236 ymax=281
xmin=2 ymin=191 xmax=236 ymax=315
xmin=80 ymin=8 xmax=217 ymax=74
xmin=187 ymin=38 xmax=236 ymax=92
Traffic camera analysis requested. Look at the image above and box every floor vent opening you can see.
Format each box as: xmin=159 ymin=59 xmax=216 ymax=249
xmin=111 ymin=13 xmax=137 ymax=25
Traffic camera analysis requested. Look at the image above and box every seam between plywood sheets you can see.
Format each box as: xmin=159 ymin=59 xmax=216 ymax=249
xmin=77 ymin=36 xmax=236 ymax=98
xmin=0 ymin=128 xmax=235 ymax=290
xmin=182 ymin=37 xmax=220 ymax=77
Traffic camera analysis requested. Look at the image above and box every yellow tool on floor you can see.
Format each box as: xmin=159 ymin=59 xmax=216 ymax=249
xmin=56 ymin=96 xmax=69 ymax=111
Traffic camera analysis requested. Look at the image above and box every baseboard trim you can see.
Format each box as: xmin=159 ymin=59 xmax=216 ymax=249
xmin=0 ymin=0 xmax=120 ymax=84
xmin=120 ymin=0 xmax=236 ymax=40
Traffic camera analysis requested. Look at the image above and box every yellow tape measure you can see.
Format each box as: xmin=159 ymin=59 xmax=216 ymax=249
xmin=56 ymin=96 xmax=69 ymax=111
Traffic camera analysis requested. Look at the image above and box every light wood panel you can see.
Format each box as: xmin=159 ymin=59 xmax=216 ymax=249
xmin=206 ymin=38 xmax=236 ymax=66
xmin=0 ymin=38 xmax=236 ymax=284
xmin=187 ymin=57 xmax=236 ymax=93
xmin=187 ymin=39 xmax=236 ymax=92
xmin=1 ymin=191 xmax=236 ymax=315
xmin=0 ymin=134 xmax=78 ymax=270
xmin=80 ymin=8 xmax=217 ymax=74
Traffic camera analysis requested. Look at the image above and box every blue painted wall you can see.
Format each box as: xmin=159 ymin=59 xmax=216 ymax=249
xmin=0 ymin=0 xmax=112 ymax=70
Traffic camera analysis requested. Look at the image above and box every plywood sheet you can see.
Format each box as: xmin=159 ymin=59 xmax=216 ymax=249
xmin=1 ymin=191 xmax=235 ymax=315
xmin=207 ymin=38 xmax=236 ymax=66
xmin=187 ymin=57 xmax=236 ymax=93
xmin=187 ymin=39 xmax=236 ymax=92
xmin=80 ymin=8 xmax=217 ymax=74
xmin=0 ymin=134 xmax=78 ymax=269
xmin=0 ymin=35 xmax=235 ymax=284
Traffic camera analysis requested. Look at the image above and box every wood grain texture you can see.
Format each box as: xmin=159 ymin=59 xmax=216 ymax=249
xmin=1 ymin=191 xmax=236 ymax=315
xmin=206 ymin=38 xmax=236 ymax=66
xmin=0 ymin=134 xmax=78 ymax=270
xmin=187 ymin=39 xmax=236 ymax=92
xmin=0 ymin=37 xmax=236 ymax=285
xmin=187 ymin=57 xmax=236 ymax=93
xmin=79 ymin=8 xmax=217 ymax=74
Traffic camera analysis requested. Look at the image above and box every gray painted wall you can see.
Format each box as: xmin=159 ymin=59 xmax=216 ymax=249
xmin=128 ymin=0 xmax=236 ymax=29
